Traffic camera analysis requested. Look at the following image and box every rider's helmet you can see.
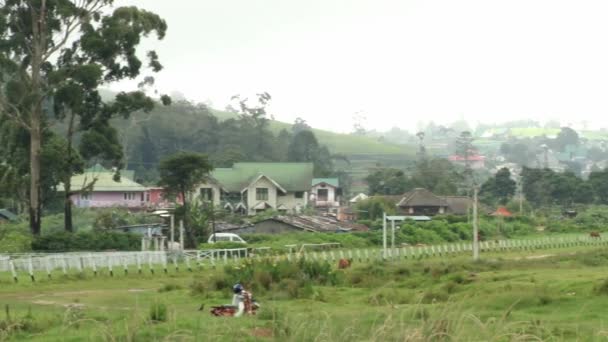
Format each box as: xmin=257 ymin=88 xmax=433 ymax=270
xmin=233 ymin=283 xmax=244 ymax=294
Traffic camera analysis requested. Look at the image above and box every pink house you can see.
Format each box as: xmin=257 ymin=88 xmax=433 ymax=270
xmin=448 ymin=155 xmax=486 ymax=169
xmin=147 ymin=187 xmax=183 ymax=208
xmin=59 ymin=165 xmax=152 ymax=210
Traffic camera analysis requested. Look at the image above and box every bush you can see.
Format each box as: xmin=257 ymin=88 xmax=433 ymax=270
xmin=199 ymin=241 xmax=247 ymax=250
xmin=594 ymin=279 xmax=608 ymax=296
xmin=148 ymin=303 xmax=167 ymax=322
xmin=0 ymin=231 xmax=32 ymax=253
xmin=158 ymin=283 xmax=182 ymax=293
xmin=31 ymin=231 xmax=140 ymax=251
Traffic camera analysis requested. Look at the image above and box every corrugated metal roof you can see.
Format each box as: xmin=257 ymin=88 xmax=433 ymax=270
xmin=211 ymin=163 xmax=313 ymax=192
xmin=312 ymin=178 xmax=339 ymax=188
xmin=0 ymin=209 xmax=17 ymax=221
xmin=398 ymin=188 xmax=448 ymax=207
xmin=58 ymin=167 xmax=147 ymax=192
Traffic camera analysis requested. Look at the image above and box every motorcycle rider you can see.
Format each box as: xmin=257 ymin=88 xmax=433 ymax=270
xmin=232 ymin=283 xmax=258 ymax=317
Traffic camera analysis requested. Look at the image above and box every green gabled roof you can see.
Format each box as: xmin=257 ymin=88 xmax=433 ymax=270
xmin=0 ymin=209 xmax=17 ymax=221
xmin=58 ymin=169 xmax=148 ymax=192
xmin=312 ymin=178 xmax=339 ymax=188
xmin=211 ymin=163 xmax=313 ymax=192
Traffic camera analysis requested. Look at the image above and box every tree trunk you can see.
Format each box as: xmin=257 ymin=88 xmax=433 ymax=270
xmin=28 ymin=2 xmax=46 ymax=236
xmin=29 ymin=118 xmax=42 ymax=236
xmin=64 ymin=111 xmax=76 ymax=232
xmin=181 ymin=190 xmax=196 ymax=248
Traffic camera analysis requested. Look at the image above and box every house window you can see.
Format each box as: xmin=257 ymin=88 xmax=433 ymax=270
xmin=81 ymin=193 xmax=90 ymax=200
xmin=256 ymin=188 xmax=268 ymax=201
xmin=295 ymin=191 xmax=304 ymax=199
xmin=124 ymin=192 xmax=136 ymax=200
xmin=200 ymin=188 xmax=214 ymax=202
xmin=317 ymin=189 xmax=329 ymax=201
xmin=145 ymin=193 xmax=150 ymax=202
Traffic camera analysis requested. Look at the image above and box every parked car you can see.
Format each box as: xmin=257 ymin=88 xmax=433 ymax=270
xmin=207 ymin=233 xmax=247 ymax=244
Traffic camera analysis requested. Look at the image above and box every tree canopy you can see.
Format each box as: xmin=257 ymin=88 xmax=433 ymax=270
xmin=158 ymin=152 xmax=213 ymax=247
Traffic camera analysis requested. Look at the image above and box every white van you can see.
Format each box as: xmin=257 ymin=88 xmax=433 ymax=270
xmin=207 ymin=233 xmax=246 ymax=244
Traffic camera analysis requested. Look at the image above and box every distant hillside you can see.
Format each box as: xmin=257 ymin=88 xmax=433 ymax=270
xmin=211 ymin=109 xmax=412 ymax=156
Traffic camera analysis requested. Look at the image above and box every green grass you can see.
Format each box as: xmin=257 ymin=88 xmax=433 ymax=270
xmin=2 ymin=247 xmax=608 ymax=340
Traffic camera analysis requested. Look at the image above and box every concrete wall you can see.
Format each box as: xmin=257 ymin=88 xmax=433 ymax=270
xmin=277 ymin=192 xmax=307 ymax=214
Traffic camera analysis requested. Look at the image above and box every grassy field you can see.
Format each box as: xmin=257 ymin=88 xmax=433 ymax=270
xmin=212 ymin=109 xmax=410 ymax=156
xmin=2 ymin=246 xmax=608 ymax=341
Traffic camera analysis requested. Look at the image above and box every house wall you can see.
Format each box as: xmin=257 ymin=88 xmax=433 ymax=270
xmin=277 ymin=192 xmax=307 ymax=214
xmin=311 ymin=184 xmax=340 ymax=208
xmin=71 ymin=191 xmax=147 ymax=208
xmin=311 ymin=184 xmax=337 ymax=202
xmin=400 ymin=205 xmax=446 ymax=216
xmin=247 ymin=177 xmax=278 ymax=215
xmin=197 ymin=183 xmax=222 ymax=204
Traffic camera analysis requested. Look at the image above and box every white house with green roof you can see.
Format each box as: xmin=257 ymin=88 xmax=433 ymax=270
xmin=310 ymin=178 xmax=341 ymax=209
xmin=197 ymin=162 xmax=313 ymax=215
xmin=58 ymin=165 xmax=151 ymax=209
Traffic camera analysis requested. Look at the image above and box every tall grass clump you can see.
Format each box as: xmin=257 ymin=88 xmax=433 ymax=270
xmin=148 ymin=303 xmax=167 ymax=323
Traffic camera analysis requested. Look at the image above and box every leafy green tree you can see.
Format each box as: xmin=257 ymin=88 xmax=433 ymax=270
xmin=480 ymin=168 xmax=516 ymax=205
xmin=365 ymin=168 xmax=411 ymax=195
xmin=521 ymin=167 xmax=554 ymax=207
xmin=355 ymin=197 xmax=396 ymax=221
xmin=287 ymin=130 xmax=334 ymax=177
xmin=0 ymin=1 xmax=168 ymax=235
xmin=588 ymin=170 xmax=608 ymax=204
xmin=553 ymin=127 xmax=579 ymax=152
xmin=158 ymin=152 xmax=213 ymax=247
xmin=411 ymin=158 xmax=462 ymax=195
xmin=292 ymin=117 xmax=311 ymax=134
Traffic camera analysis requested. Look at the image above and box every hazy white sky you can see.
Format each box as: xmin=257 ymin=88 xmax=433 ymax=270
xmin=112 ymin=0 xmax=608 ymax=133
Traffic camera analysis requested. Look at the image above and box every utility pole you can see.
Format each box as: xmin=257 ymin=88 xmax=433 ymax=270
xmin=391 ymin=219 xmax=395 ymax=250
xmin=208 ymin=201 xmax=217 ymax=243
xmin=473 ymin=186 xmax=479 ymax=260
xmin=170 ymin=214 xmax=175 ymax=247
xmin=518 ymin=180 xmax=524 ymax=215
xmin=382 ymin=212 xmax=387 ymax=259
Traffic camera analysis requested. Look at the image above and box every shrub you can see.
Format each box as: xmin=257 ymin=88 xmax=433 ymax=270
xmin=31 ymin=231 xmax=140 ymax=252
xmin=421 ymin=290 xmax=448 ymax=303
xmin=158 ymin=283 xmax=182 ymax=293
xmin=0 ymin=231 xmax=32 ymax=253
xmin=199 ymin=241 xmax=246 ymax=250
xmin=189 ymin=280 xmax=210 ymax=297
xmin=594 ymin=279 xmax=608 ymax=296
xmin=149 ymin=303 xmax=167 ymax=322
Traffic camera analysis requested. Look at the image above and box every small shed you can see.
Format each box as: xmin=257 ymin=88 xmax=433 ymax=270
xmin=0 ymin=209 xmax=17 ymax=224
xmin=490 ymin=206 xmax=513 ymax=217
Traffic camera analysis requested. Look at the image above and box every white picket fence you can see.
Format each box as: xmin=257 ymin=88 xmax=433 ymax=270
xmin=0 ymin=235 xmax=606 ymax=282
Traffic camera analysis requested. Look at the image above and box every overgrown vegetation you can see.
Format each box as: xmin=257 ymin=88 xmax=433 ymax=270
xmin=1 ymin=249 xmax=608 ymax=340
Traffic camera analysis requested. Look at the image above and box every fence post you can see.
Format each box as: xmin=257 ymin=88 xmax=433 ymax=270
xmin=45 ymin=257 xmax=52 ymax=279
xmin=91 ymin=255 xmax=97 ymax=276
xmin=148 ymin=253 xmax=154 ymax=274
xmin=108 ymin=256 xmax=114 ymax=277
xmin=9 ymin=260 xmax=17 ymax=283
xmin=174 ymin=255 xmax=179 ymax=272
xmin=79 ymin=257 xmax=85 ymax=275
xmin=136 ymin=254 xmax=142 ymax=274
xmin=28 ymin=257 xmax=35 ymax=282
xmin=123 ymin=256 xmax=128 ymax=275
xmin=185 ymin=255 xmax=192 ymax=272
xmin=163 ymin=253 xmax=168 ymax=274
xmin=61 ymin=257 xmax=67 ymax=276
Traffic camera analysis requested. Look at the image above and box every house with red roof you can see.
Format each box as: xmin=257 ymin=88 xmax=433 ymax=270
xmin=448 ymin=154 xmax=486 ymax=169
